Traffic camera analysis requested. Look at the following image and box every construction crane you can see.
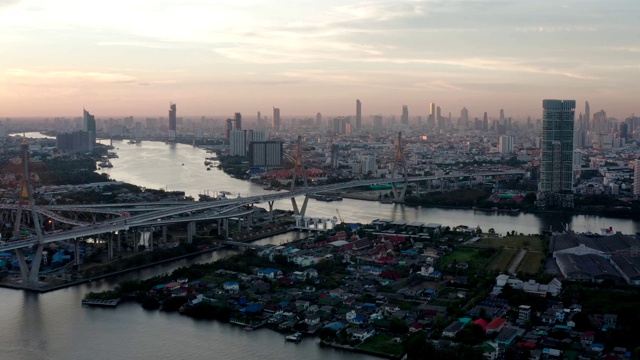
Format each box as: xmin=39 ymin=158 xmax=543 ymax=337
xmin=336 ymin=208 xmax=343 ymax=223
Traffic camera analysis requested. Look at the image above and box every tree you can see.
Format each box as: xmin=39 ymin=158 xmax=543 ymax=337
xmin=390 ymin=317 xmax=408 ymax=334
xmin=476 ymin=226 xmax=482 ymax=235
xmin=488 ymin=228 xmax=495 ymax=234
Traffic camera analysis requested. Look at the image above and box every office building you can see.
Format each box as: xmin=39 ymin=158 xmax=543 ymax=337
xmin=134 ymin=122 xmax=143 ymax=139
xmin=83 ymin=109 xmax=96 ymax=147
xmin=0 ymin=121 xmax=5 ymax=138
xmin=316 ymin=112 xmax=322 ymax=126
xmin=168 ymin=102 xmax=177 ymax=140
xmin=272 ymin=107 xmax=281 ymax=131
xmin=483 ymin=112 xmax=488 ymax=131
xmin=436 ymin=106 xmax=444 ymax=129
xmin=538 ymin=99 xmax=576 ymax=208
xmin=250 ymin=141 xmax=283 ymax=167
xmin=401 ymin=105 xmax=409 ymax=125
xmin=355 ymin=99 xmax=361 ymax=129
xmin=229 ymin=130 xmax=246 ymax=156
xmin=234 ymin=112 xmax=242 ymax=131
xmin=499 ymin=135 xmax=514 ymax=153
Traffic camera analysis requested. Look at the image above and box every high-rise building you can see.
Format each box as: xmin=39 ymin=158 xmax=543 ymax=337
xmin=436 ymin=106 xmax=444 ymax=129
xmin=461 ymin=107 xmax=469 ymax=129
xmin=272 ymin=107 xmax=281 ymax=131
xmin=83 ymin=109 xmax=96 ymax=147
xmin=356 ymin=99 xmax=362 ymax=130
xmin=249 ymin=141 xmax=283 ymax=167
xmin=316 ymin=112 xmax=322 ymax=126
xmin=56 ymin=131 xmax=93 ymax=152
xmin=538 ymin=99 xmax=576 ymax=208
xmin=234 ymin=112 xmax=242 ymax=131
xmin=499 ymin=109 xmax=505 ymax=124
xmin=429 ymin=102 xmax=436 ymax=127
xmin=134 ymin=122 xmax=143 ymax=139
xmin=257 ymin=111 xmax=262 ymax=128
xmin=225 ymin=118 xmax=234 ymax=140
xmin=483 ymin=112 xmax=488 ymax=131
xmin=401 ymin=105 xmax=409 ymax=125
xmin=499 ymin=135 xmax=514 ymax=153
xmin=168 ymin=102 xmax=177 ymax=140
xmin=585 ymin=101 xmax=590 ymax=131
xmin=634 ymin=159 xmax=640 ymax=198
xmin=229 ymin=130 xmax=246 ymax=156
xmin=0 ymin=121 xmax=5 ymax=138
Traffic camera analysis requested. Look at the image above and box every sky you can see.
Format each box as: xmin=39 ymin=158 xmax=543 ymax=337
xmin=1 ymin=0 xmax=639 ymax=119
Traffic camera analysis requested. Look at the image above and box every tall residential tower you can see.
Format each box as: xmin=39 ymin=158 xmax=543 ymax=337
xmin=538 ymin=99 xmax=576 ymax=208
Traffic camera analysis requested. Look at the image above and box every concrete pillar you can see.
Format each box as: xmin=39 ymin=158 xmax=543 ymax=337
xmin=323 ymin=219 xmax=328 ymax=230
xmin=134 ymin=230 xmax=139 ymax=252
xmin=299 ymin=196 xmax=309 ymax=217
xmin=224 ymin=218 xmax=229 ymax=239
xmin=149 ymin=229 xmax=154 ymax=251
xmin=268 ymin=201 xmax=274 ymax=222
xmin=108 ymin=234 xmax=114 ymax=260
xmin=246 ymin=212 xmax=252 ymax=230
xmin=187 ymin=221 xmax=195 ymax=243
xmin=117 ymin=231 xmax=121 ymax=252
xmin=294 ymin=215 xmax=302 ymax=227
xmin=162 ymin=226 xmax=167 ymax=244
xmin=74 ymin=239 xmax=80 ymax=266
xmin=237 ymin=218 xmax=241 ymax=232
xmin=217 ymin=219 xmax=222 ymax=235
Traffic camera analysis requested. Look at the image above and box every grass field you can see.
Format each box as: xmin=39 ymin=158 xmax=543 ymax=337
xmin=357 ymin=334 xmax=404 ymax=356
xmin=439 ymin=247 xmax=490 ymax=270
xmin=485 ymin=248 xmax=518 ymax=272
xmin=475 ymin=235 xmax=544 ymax=252
xmin=517 ymin=252 xmax=546 ymax=274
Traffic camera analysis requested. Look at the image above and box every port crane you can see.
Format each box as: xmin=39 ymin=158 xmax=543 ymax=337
xmin=336 ymin=209 xmax=343 ymax=223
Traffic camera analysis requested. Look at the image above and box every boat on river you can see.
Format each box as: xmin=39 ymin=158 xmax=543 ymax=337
xmin=285 ymin=332 xmax=302 ymax=343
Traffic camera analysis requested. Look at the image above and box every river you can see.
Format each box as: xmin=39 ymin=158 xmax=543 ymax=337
xmin=2 ymin=136 xmax=637 ymax=360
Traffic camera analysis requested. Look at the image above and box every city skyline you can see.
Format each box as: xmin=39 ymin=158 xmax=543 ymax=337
xmin=1 ymin=0 xmax=639 ymax=118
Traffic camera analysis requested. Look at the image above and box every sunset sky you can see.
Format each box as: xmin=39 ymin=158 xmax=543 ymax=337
xmin=1 ymin=0 xmax=639 ymax=119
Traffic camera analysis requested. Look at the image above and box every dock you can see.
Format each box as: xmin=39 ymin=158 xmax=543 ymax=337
xmin=81 ymin=298 xmax=121 ymax=307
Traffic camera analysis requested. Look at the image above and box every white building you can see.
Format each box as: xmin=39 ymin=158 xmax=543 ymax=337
xmin=229 ymin=130 xmax=246 ymax=156
xmin=499 ymin=135 xmax=514 ymax=153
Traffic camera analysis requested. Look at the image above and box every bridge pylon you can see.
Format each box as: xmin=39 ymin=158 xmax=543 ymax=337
xmin=13 ymin=136 xmax=46 ymax=288
xmin=390 ymin=131 xmax=408 ymax=203
xmin=290 ymin=135 xmax=309 ymax=216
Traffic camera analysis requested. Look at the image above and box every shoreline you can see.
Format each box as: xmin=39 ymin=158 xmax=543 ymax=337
xmin=339 ymin=191 xmax=640 ymax=221
xmin=0 ymin=246 xmax=223 ymax=293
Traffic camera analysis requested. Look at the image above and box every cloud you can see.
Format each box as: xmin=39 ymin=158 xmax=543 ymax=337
xmin=3 ymin=69 xmax=137 ymax=83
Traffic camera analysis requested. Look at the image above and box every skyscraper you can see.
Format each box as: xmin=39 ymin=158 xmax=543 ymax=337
xmin=401 ymin=105 xmax=409 ymax=125
xmin=83 ymin=109 xmax=96 ymax=147
xmin=316 ymin=112 xmax=322 ymax=126
xmin=234 ymin=112 xmax=242 ymax=131
xmin=429 ymin=103 xmax=436 ymax=127
xmin=584 ymin=101 xmax=590 ymax=131
xmin=436 ymin=106 xmax=443 ymax=129
xmin=356 ymin=99 xmax=362 ymax=130
xmin=538 ymin=99 xmax=576 ymax=208
xmin=272 ymin=107 xmax=281 ymax=131
xmin=461 ymin=107 xmax=469 ymax=129
xmin=169 ymin=102 xmax=177 ymax=140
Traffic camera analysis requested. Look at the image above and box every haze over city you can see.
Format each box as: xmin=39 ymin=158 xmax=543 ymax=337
xmin=1 ymin=0 xmax=639 ymax=118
